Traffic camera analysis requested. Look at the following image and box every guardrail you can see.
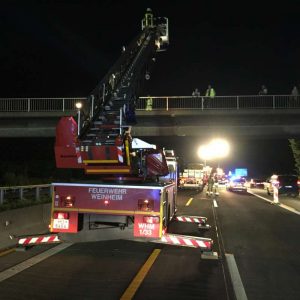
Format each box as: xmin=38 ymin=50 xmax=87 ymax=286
xmin=0 ymin=184 xmax=52 ymax=205
xmin=1 ymin=95 xmax=300 ymax=112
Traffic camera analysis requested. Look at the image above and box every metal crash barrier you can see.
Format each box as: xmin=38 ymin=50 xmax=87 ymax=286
xmin=0 ymin=184 xmax=51 ymax=205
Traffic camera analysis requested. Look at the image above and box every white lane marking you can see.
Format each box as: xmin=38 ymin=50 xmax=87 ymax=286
xmin=185 ymin=197 xmax=193 ymax=206
xmin=248 ymin=190 xmax=300 ymax=215
xmin=225 ymin=253 xmax=248 ymax=300
xmin=213 ymin=199 xmax=218 ymax=207
xmin=0 ymin=243 xmax=73 ymax=282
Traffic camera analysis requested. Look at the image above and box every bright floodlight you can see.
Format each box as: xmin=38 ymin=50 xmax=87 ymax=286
xmin=198 ymin=145 xmax=213 ymax=161
xmin=198 ymin=138 xmax=230 ymax=162
xmin=75 ymin=102 xmax=82 ymax=109
xmin=210 ymin=138 xmax=230 ymax=158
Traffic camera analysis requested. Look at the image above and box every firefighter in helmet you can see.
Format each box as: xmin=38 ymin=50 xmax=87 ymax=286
xmin=206 ymin=172 xmax=219 ymax=196
xmin=206 ymin=174 xmax=215 ymax=195
xmin=144 ymin=8 xmax=154 ymax=28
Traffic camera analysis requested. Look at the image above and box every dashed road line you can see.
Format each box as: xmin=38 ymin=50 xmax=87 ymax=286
xmin=213 ymin=199 xmax=218 ymax=207
xmin=185 ymin=197 xmax=193 ymax=206
xmin=0 ymin=243 xmax=73 ymax=282
xmin=0 ymin=248 xmax=15 ymax=257
xmin=225 ymin=254 xmax=248 ymax=300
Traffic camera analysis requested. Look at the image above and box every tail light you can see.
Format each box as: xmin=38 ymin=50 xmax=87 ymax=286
xmin=61 ymin=195 xmax=75 ymax=207
xmin=143 ymin=216 xmax=160 ymax=224
xmin=297 ymin=180 xmax=300 ymax=186
xmin=53 ymin=212 xmax=69 ymax=219
xmin=138 ymin=199 xmax=154 ymax=211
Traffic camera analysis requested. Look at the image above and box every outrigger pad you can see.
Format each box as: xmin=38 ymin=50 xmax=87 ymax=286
xmin=201 ymin=251 xmax=219 ymax=260
xmin=198 ymin=223 xmax=211 ymax=230
xmin=175 ymin=215 xmax=207 ymax=225
xmin=17 ymin=234 xmax=61 ymax=247
xmin=151 ymin=233 xmax=213 ymax=252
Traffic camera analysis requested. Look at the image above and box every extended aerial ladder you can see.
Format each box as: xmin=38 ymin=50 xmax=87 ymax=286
xmin=55 ymin=8 xmax=170 ymax=180
xmin=15 ymin=10 xmax=216 ymax=258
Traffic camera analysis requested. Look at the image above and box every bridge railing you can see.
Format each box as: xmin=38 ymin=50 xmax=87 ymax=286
xmin=0 ymin=98 xmax=88 ymax=112
xmin=137 ymin=95 xmax=300 ymax=110
xmin=1 ymin=95 xmax=300 ymax=112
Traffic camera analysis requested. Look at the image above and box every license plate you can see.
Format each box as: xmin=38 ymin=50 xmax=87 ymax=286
xmin=53 ymin=219 xmax=69 ymax=229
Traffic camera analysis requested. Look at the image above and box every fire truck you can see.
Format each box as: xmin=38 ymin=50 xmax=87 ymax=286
xmin=179 ymin=169 xmax=204 ymax=191
xmin=18 ymin=10 xmax=214 ymax=254
xmin=49 ymin=9 xmax=178 ymax=241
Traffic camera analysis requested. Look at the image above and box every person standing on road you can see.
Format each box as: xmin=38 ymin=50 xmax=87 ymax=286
xmin=206 ymin=174 xmax=216 ymax=195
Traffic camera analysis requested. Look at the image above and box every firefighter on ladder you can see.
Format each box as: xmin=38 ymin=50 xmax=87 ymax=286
xmin=146 ymin=95 xmax=153 ymax=111
xmin=144 ymin=8 xmax=154 ymax=28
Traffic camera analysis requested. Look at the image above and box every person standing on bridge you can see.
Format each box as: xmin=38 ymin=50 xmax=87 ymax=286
xmin=192 ymin=88 xmax=201 ymax=108
xmin=258 ymin=85 xmax=268 ymax=95
xmin=146 ymin=95 xmax=153 ymax=111
xmin=192 ymin=88 xmax=200 ymax=97
xmin=204 ymin=84 xmax=216 ymax=108
xmin=291 ymin=85 xmax=299 ymax=101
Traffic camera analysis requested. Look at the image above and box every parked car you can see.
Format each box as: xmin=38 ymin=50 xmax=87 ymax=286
xmin=226 ymin=177 xmax=247 ymax=192
xmin=248 ymin=178 xmax=265 ymax=189
xmin=265 ymin=174 xmax=299 ymax=198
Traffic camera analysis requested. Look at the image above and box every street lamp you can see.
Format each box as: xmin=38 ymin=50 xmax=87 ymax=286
xmin=75 ymin=102 xmax=82 ymax=136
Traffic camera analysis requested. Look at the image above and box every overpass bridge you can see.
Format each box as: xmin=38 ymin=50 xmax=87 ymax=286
xmin=1 ymin=95 xmax=300 ymax=138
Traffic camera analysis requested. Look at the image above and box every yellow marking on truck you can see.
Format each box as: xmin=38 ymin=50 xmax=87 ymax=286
xmin=159 ymin=192 xmax=164 ymax=237
xmin=86 ymin=169 xmax=130 ymax=174
xmin=120 ymin=249 xmax=161 ymax=300
xmin=53 ymin=208 xmax=160 ymax=216
xmin=185 ymin=197 xmax=193 ymax=206
xmin=125 ymin=139 xmax=131 ymax=166
xmin=50 ymin=186 xmax=56 ymax=232
xmin=0 ymin=248 xmax=15 ymax=257
xmin=83 ymin=160 xmax=118 ymax=164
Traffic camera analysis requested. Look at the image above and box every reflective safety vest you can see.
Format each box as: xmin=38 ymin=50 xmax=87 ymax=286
xmin=146 ymin=97 xmax=153 ymax=111
xmin=145 ymin=11 xmax=154 ymax=28
xmin=205 ymin=88 xmax=216 ymax=98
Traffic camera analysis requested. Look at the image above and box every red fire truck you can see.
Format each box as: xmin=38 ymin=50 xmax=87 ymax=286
xmin=49 ymin=10 xmax=177 ymax=241
xmin=18 ymin=10 xmax=214 ymax=253
xmin=50 ymin=150 xmax=178 ymax=240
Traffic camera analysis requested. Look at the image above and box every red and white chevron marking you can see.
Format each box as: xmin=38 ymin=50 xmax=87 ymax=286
xmin=117 ymin=146 xmax=124 ymax=163
xmin=176 ymin=216 xmax=207 ymax=224
xmin=158 ymin=234 xmax=212 ymax=250
xmin=18 ymin=235 xmax=60 ymax=246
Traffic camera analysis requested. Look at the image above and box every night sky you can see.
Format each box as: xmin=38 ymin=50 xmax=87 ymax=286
xmin=1 ymin=1 xmax=300 ymax=178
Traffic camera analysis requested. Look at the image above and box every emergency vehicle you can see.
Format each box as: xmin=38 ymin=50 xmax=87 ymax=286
xmin=18 ymin=9 xmax=214 ymax=254
xmin=179 ymin=169 xmax=204 ymax=190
